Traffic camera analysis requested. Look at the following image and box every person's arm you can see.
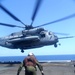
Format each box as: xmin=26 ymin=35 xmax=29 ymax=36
xmin=32 ymin=55 xmax=44 ymax=75
xmin=17 ymin=62 xmax=23 ymax=75
xmin=36 ymin=62 xmax=44 ymax=75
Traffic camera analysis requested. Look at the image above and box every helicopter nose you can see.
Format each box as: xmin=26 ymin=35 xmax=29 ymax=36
xmin=54 ymin=35 xmax=58 ymax=42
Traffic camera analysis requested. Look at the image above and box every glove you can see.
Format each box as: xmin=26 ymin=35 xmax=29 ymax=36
xmin=41 ymin=71 xmax=44 ymax=75
xmin=42 ymin=72 xmax=44 ymax=75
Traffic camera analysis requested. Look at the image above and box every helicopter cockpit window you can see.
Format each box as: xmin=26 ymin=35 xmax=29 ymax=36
xmin=40 ymin=32 xmax=45 ymax=38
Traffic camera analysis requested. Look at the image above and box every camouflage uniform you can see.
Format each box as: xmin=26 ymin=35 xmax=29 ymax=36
xmin=17 ymin=54 xmax=44 ymax=75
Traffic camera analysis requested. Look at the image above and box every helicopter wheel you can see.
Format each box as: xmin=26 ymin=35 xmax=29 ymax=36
xmin=54 ymin=43 xmax=57 ymax=47
xmin=21 ymin=49 xmax=24 ymax=53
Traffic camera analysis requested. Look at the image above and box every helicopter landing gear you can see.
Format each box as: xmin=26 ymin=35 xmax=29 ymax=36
xmin=54 ymin=43 xmax=57 ymax=47
xmin=59 ymin=43 xmax=61 ymax=46
xmin=21 ymin=49 xmax=24 ymax=53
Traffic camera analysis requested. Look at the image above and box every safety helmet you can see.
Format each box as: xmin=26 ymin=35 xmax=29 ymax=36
xmin=28 ymin=52 xmax=34 ymax=56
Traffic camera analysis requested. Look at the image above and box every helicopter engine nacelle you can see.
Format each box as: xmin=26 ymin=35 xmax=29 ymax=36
xmin=22 ymin=28 xmax=44 ymax=35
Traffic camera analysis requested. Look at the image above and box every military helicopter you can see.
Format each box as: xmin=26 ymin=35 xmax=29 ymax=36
xmin=0 ymin=0 xmax=74 ymax=53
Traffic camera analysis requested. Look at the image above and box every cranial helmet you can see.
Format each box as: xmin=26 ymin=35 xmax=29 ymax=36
xmin=28 ymin=52 xmax=34 ymax=56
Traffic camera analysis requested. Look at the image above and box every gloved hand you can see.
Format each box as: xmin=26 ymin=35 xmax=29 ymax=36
xmin=42 ymin=72 xmax=44 ymax=75
xmin=41 ymin=71 xmax=44 ymax=75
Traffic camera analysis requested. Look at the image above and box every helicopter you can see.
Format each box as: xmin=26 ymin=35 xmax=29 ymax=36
xmin=0 ymin=0 xmax=74 ymax=53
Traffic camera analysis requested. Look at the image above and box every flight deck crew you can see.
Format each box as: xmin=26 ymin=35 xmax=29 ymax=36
xmin=17 ymin=52 xmax=44 ymax=75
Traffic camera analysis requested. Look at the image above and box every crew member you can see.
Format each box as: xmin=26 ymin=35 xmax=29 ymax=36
xmin=17 ymin=52 xmax=44 ymax=75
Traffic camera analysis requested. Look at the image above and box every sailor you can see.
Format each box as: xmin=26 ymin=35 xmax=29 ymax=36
xmin=17 ymin=52 xmax=44 ymax=75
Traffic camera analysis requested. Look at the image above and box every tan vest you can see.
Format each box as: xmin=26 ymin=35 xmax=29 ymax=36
xmin=23 ymin=56 xmax=36 ymax=67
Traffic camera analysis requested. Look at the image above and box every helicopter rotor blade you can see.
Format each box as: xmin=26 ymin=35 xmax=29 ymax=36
xmin=35 ymin=13 xmax=75 ymax=28
xmin=0 ymin=4 xmax=26 ymax=26
xmin=58 ymin=36 xmax=75 ymax=39
xmin=0 ymin=23 xmax=24 ymax=28
xmin=31 ymin=0 xmax=43 ymax=25
xmin=53 ymin=32 xmax=69 ymax=36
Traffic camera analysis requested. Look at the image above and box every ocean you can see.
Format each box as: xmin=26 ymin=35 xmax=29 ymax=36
xmin=0 ymin=55 xmax=75 ymax=62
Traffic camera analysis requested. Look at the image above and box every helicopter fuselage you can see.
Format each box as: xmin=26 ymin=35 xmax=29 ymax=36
xmin=0 ymin=28 xmax=58 ymax=52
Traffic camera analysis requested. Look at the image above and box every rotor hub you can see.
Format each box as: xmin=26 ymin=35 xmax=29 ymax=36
xmin=25 ymin=25 xmax=33 ymax=30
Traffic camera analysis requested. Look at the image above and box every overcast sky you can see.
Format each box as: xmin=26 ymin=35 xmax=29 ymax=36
xmin=0 ymin=0 xmax=75 ymax=56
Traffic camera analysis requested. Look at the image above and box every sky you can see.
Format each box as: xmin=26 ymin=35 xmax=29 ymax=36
xmin=0 ymin=0 xmax=75 ymax=56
